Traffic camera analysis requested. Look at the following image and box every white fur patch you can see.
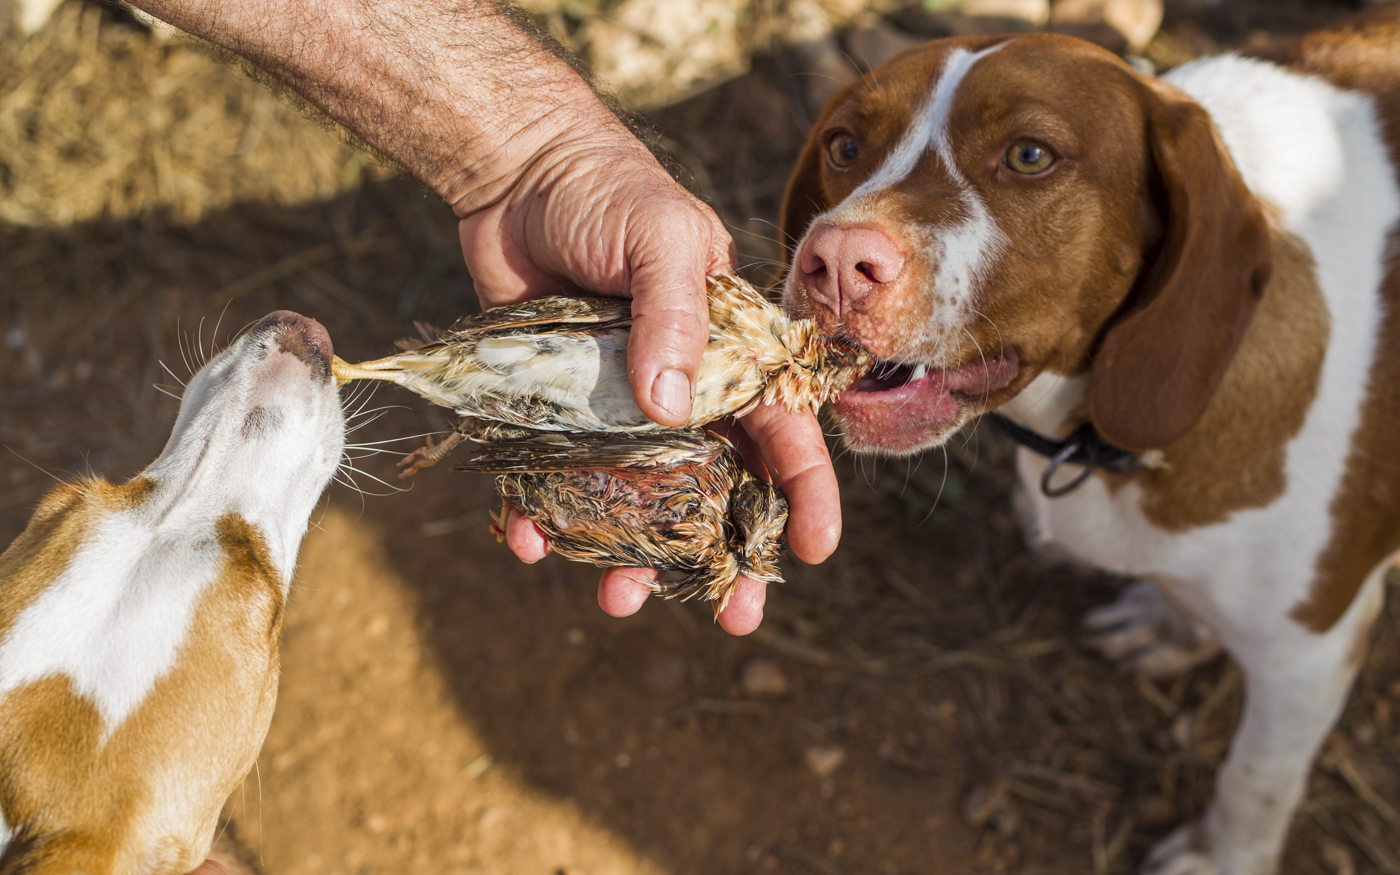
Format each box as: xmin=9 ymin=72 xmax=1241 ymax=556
xmin=996 ymin=371 xmax=1088 ymax=438
xmin=851 ymin=45 xmax=1002 ymax=198
xmin=0 ymin=512 xmax=219 ymax=739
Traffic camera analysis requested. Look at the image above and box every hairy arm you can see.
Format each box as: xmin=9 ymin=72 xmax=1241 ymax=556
xmin=126 ymin=0 xmax=595 ymax=211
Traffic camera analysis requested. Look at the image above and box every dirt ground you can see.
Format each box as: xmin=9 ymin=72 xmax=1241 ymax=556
xmin=3 ymin=2 xmax=1400 ymax=874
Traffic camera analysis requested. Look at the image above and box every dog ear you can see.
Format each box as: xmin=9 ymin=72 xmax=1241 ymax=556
xmin=1089 ymin=89 xmax=1272 ymax=451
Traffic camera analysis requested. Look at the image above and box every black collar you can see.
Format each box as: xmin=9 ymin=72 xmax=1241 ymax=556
xmin=986 ymin=412 xmax=1142 ymax=497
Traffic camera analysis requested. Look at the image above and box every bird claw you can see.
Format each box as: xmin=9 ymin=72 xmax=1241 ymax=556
xmin=489 ymin=504 xmax=508 ymax=543
xmin=397 ymin=430 xmax=468 ymax=479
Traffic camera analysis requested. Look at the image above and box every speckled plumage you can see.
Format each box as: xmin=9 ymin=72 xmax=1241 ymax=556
xmin=453 ymin=426 xmax=787 ymax=612
xmin=331 ymin=275 xmax=872 ymax=431
xmin=332 ymin=275 xmax=870 ymax=611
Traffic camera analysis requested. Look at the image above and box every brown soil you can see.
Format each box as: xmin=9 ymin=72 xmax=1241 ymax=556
xmin=3 ymin=3 xmax=1398 ymax=875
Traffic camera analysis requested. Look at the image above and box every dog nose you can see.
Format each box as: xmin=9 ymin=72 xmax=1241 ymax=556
xmin=798 ymin=226 xmax=906 ymax=316
xmin=255 ymin=310 xmax=334 ymax=367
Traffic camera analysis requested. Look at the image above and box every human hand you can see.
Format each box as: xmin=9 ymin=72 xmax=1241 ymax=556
xmin=455 ymin=114 xmax=841 ymax=633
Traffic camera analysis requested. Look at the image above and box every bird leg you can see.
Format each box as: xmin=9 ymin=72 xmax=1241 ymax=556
xmin=397 ymin=426 xmax=470 ymax=479
xmin=330 ymin=355 xmax=404 ymax=387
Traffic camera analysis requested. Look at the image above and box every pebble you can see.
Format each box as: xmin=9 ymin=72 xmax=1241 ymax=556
xmin=741 ymin=658 xmax=791 ymax=697
xmin=962 ymin=781 xmax=1021 ymax=837
xmin=805 ymin=744 xmax=846 ymax=778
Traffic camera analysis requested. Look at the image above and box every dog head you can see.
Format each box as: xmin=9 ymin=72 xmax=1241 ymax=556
xmin=781 ymin=33 xmax=1270 ymax=455
xmin=145 ymin=310 xmax=346 ymax=577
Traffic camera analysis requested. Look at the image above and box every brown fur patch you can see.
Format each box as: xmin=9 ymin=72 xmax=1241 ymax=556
xmin=0 ymin=500 xmax=285 ymax=874
xmin=1123 ymin=230 xmax=1328 ymax=530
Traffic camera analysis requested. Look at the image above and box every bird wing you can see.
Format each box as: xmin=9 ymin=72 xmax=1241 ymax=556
xmin=453 ymin=429 xmax=726 ymax=472
xmin=446 ymin=295 xmax=634 ymax=338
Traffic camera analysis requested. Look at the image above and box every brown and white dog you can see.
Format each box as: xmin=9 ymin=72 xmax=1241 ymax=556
xmin=0 ymin=311 xmax=344 ymax=873
xmin=781 ymin=8 xmax=1400 ymax=875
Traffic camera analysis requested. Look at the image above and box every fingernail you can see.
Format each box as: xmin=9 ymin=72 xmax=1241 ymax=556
xmin=651 ymin=369 xmax=693 ymax=419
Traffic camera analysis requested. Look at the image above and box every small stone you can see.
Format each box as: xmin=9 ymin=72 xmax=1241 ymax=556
xmin=565 ymin=628 xmax=586 ymax=646
xmin=962 ymin=0 xmax=1050 ymax=24
xmin=1051 ymin=0 xmax=1163 ymax=54
xmin=961 ymin=781 xmax=1009 ymax=829
xmin=805 ymin=744 xmax=847 ymax=778
xmin=615 ymin=752 xmax=633 ymax=769
xmin=575 ymin=0 xmax=749 ymax=109
xmin=366 ymin=815 xmax=388 ymax=834
xmin=741 ymin=658 xmax=791 ymax=697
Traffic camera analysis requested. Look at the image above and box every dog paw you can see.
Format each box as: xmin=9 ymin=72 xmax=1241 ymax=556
xmin=1082 ymin=579 xmax=1221 ymax=679
xmin=1141 ymin=822 xmax=1218 ymax=875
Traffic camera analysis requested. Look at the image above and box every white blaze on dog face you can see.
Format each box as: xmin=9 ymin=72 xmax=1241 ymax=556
xmin=0 ymin=312 xmax=344 ymax=739
xmin=147 ymin=311 xmax=346 ymax=575
xmin=782 ymin=34 xmax=1169 ymax=455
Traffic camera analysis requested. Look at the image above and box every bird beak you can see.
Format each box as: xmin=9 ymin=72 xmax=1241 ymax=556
xmin=330 ymin=355 xmax=403 ymax=387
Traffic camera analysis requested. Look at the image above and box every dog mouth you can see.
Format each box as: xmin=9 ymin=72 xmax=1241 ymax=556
xmin=834 ymin=352 xmax=1019 ymax=454
xmin=851 ymin=360 xmax=930 ymax=392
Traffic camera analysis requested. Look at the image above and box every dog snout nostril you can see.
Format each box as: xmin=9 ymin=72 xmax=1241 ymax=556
xmin=254 ymin=310 xmax=335 ymax=371
xmin=856 ymin=262 xmax=877 ymax=282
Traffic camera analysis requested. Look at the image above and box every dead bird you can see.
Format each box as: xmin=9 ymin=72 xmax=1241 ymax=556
xmin=329 ymin=274 xmax=872 ymax=433
xmin=330 ymin=275 xmax=868 ymax=610
xmin=455 ymin=423 xmax=787 ymax=613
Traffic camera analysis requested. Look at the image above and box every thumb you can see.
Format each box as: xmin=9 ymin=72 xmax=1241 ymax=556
xmin=624 ymin=205 xmax=735 ymax=427
xmin=626 ymin=252 xmax=711 ymax=427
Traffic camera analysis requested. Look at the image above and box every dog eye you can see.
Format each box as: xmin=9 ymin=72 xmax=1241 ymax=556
xmin=1005 ymin=141 xmax=1055 ymax=174
xmin=826 ymin=133 xmax=859 ymax=169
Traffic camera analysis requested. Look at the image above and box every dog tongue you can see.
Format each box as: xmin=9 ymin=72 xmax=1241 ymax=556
xmin=834 ymin=354 xmax=1018 ymax=453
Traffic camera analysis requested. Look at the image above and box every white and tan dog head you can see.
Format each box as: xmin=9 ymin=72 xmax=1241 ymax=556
xmin=0 ymin=311 xmax=343 ymax=873
xmin=781 ymin=33 xmax=1271 ymax=456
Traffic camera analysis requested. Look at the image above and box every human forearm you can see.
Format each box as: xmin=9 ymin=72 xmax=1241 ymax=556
xmin=126 ymin=0 xmax=614 ymax=210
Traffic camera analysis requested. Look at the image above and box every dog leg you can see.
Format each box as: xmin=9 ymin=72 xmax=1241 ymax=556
xmin=1083 ymin=579 xmax=1222 ymax=679
xmin=1141 ymin=566 xmax=1388 ymax=875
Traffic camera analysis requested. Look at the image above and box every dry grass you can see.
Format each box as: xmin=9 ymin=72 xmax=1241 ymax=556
xmin=0 ymin=2 xmax=373 ymax=225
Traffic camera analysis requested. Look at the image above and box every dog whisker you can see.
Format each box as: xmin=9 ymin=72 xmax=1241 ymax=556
xmin=335 ymin=459 xmax=409 ymax=496
xmin=158 ymin=359 xmax=188 ymax=389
